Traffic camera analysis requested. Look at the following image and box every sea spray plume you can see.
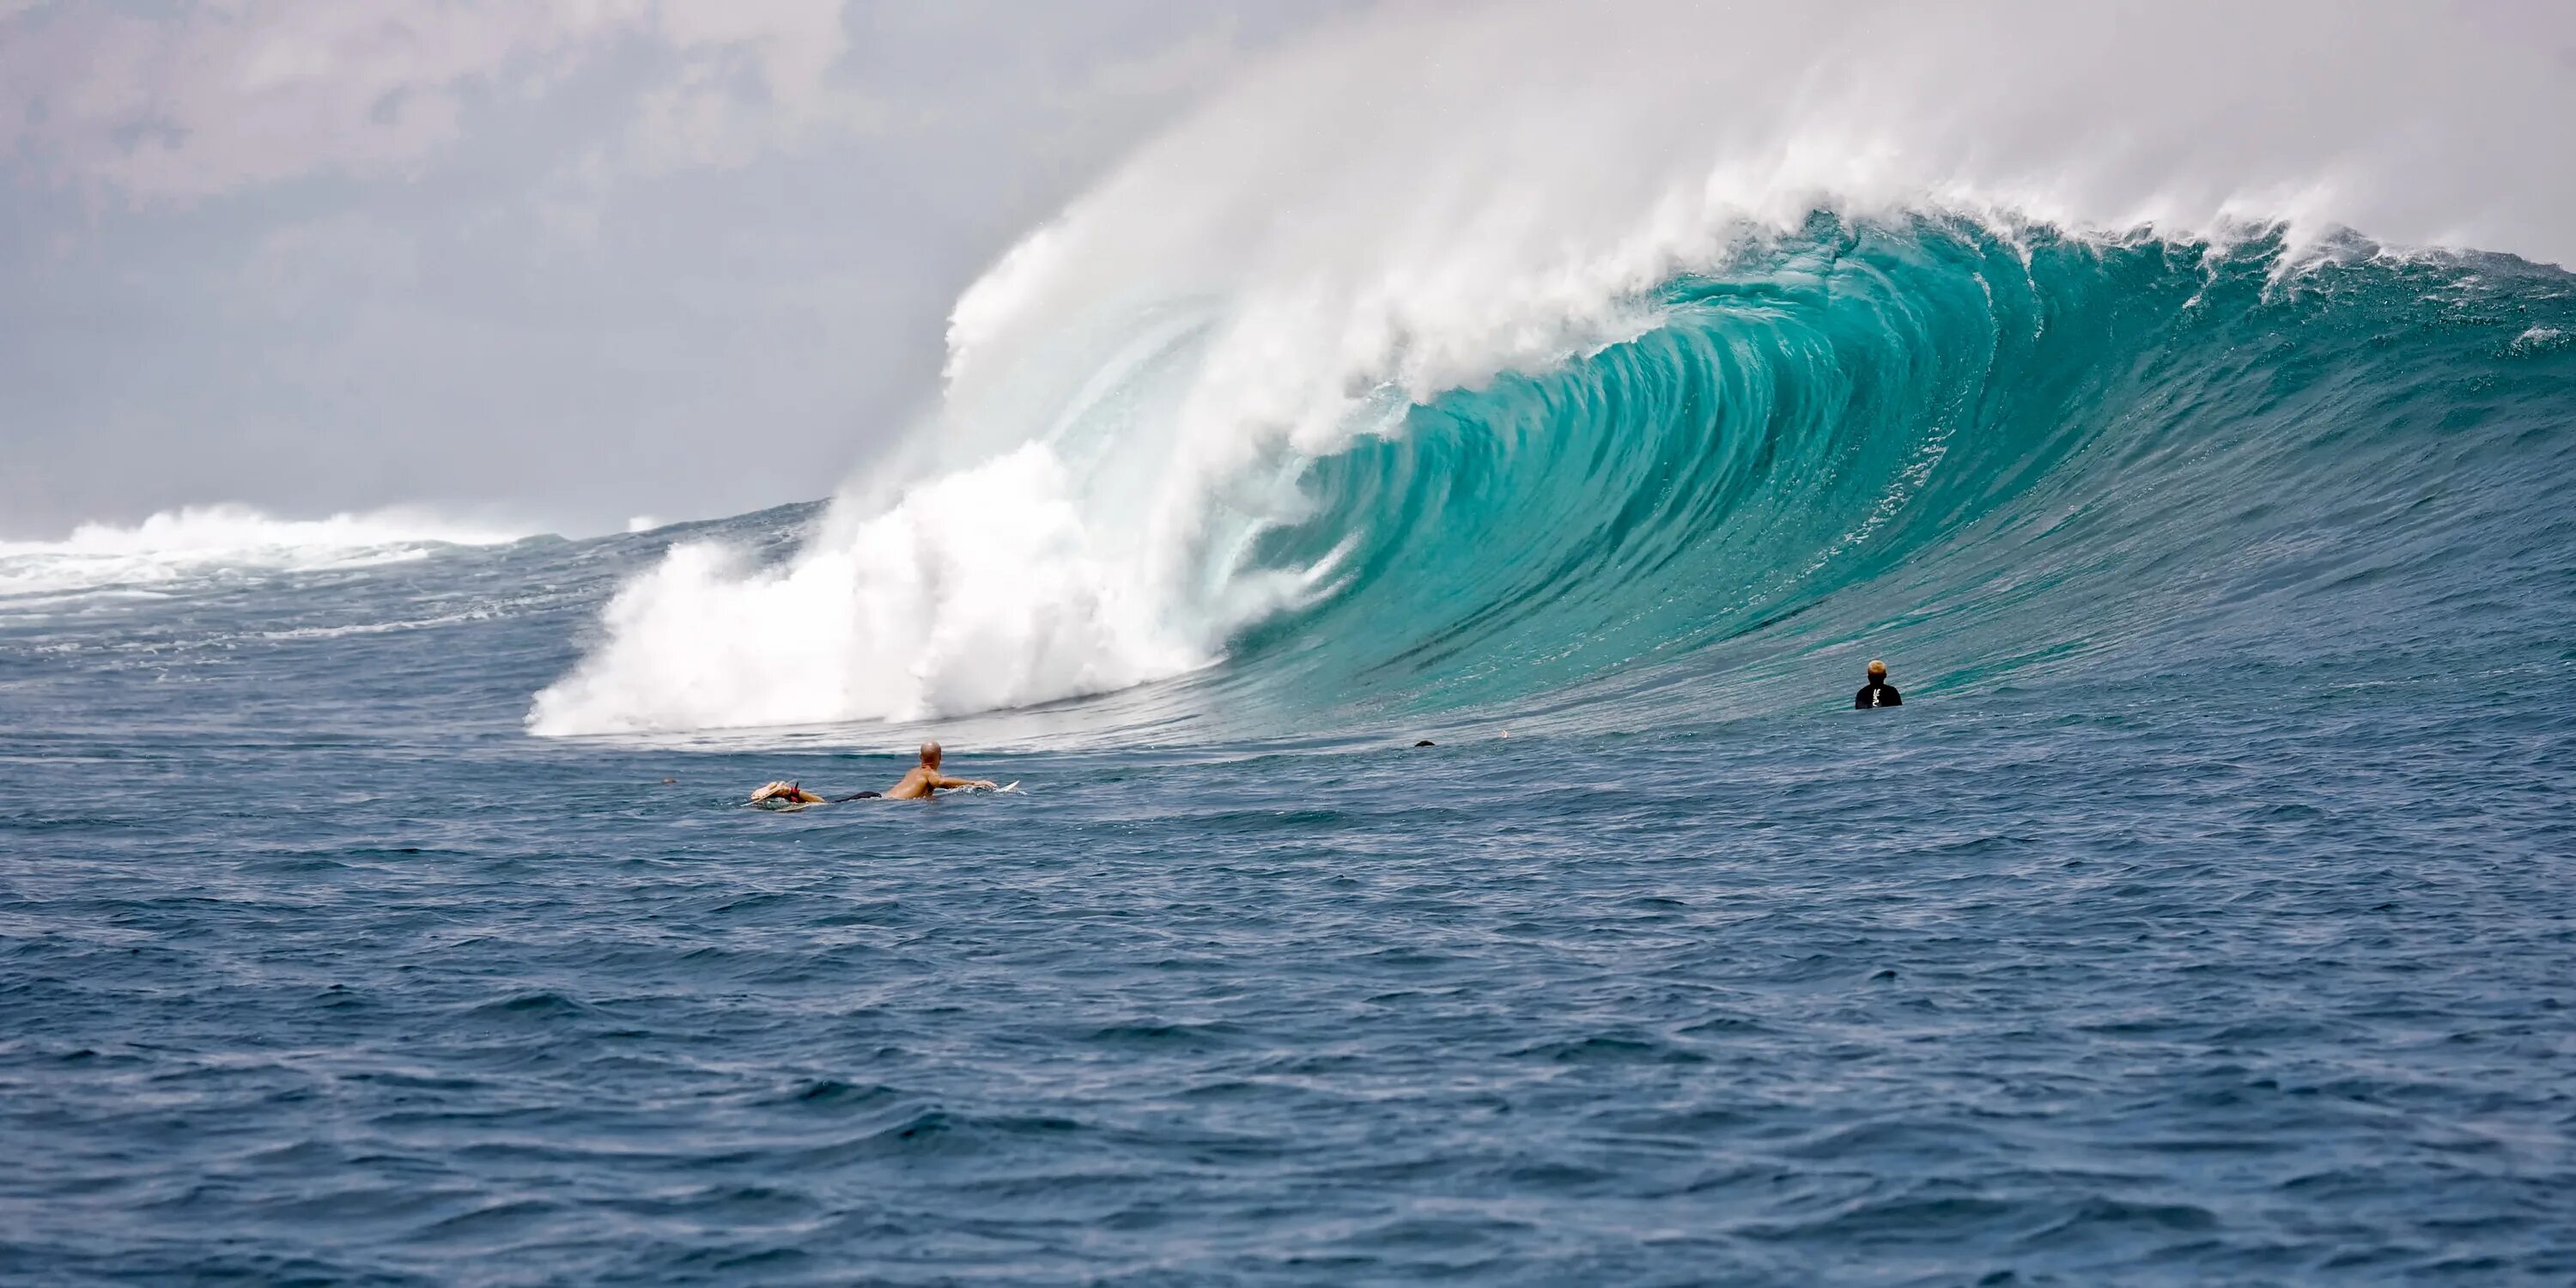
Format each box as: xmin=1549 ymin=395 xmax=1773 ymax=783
xmin=528 ymin=0 xmax=2576 ymax=737
xmin=526 ymin=445 xmax=1212 ymax=733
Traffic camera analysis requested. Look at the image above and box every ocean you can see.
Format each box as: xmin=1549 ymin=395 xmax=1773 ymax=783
xmin=5 ymin=216 xmax=2574 ymax=1284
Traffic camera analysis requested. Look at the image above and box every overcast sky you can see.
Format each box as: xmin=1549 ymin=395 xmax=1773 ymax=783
xmin=0 ymin=0 xmax=1373 ymax=538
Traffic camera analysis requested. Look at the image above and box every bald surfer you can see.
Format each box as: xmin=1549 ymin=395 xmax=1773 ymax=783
xmin=748 ymin=741 xmax=1000 ymax=808
xmin=884 ymin=741 xmax=999 ymax=799
xmin=1854 ymin=659 xmax=1903 ymax=708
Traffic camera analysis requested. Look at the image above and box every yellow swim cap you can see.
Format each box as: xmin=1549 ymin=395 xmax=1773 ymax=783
xmin=1868 ymin=659 xmax=1887 ymax=676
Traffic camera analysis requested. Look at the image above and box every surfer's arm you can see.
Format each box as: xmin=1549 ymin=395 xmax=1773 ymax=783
xmin=933 ymin=775 xmax=1000 ymax=791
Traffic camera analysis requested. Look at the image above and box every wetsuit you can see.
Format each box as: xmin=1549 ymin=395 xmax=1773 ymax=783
xmin=1854 ymin=681 xmax=1903 ymax=709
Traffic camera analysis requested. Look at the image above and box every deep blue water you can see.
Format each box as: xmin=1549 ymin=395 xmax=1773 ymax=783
xmin=6 ymin=225 xmax=2576 ymax=1285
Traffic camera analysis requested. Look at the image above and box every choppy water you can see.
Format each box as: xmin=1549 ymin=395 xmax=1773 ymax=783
xmin=7 ymin=222 xmax=2576 ymax=1285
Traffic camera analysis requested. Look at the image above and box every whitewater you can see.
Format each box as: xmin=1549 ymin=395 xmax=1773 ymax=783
xmin=8 ymin=2 xmax=2576 ymax=1283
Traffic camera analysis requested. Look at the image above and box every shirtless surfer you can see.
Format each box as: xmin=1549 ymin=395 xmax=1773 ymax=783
xmin=883 ymin=741 xmax=999 ymax=799
xmin=748 ymin=741 xmax=999 ymax=807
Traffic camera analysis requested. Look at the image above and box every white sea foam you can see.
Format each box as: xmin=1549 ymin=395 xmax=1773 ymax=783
xmin=2511 ymin=325 xmax=2571 ymax=356
xmin=531 ymin=444 xmax=1232 ymax=733
xmin=0 ymin=504 xmax=530 ymax=598
xmin=530 ymin=0 xmax=2576 ymax=736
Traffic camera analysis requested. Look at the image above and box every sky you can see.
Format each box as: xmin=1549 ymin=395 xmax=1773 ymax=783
xmin=0 ymin=0 xmax=1371 ymax=538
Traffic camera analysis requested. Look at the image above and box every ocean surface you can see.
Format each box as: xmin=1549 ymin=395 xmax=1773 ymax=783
xmin=7 ymin=221 xmax=2576 ymax=1285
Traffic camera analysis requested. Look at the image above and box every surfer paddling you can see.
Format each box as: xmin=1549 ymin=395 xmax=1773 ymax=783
xmin=883 ymin=741 xmax=999 ymax=799
xmin=1854 ymin=659 xmax=1903 ymax=709
xmin=749 ymin=741 xmax=1001 ymax=808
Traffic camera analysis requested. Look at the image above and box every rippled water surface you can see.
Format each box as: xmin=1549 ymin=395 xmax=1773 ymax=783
xmin=5 ymin=532 xmax=2573 ymax=1286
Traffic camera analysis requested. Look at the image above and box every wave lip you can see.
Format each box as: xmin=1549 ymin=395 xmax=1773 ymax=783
xmin=0 ymin=504 xmax=533 ymax=599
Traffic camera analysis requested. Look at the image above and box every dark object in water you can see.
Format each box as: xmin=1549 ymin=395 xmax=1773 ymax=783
xmin=1413 ymin=739 xmax=1435 ymax=748
xmin=835 ymin=791 xmax=882 ymax=801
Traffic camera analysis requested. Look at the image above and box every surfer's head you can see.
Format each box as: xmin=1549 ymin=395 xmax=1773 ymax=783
xmin=1868 ymin=659 xmax=1888 ymax=678
xmin=920 ymin=740 xmax=943 ymax=768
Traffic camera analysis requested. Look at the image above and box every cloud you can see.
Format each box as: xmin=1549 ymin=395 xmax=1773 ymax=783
xmin=0 ymin=0 xmax=889 ymax=203
xmin=627 ymin=0 xmax=888 ymax=173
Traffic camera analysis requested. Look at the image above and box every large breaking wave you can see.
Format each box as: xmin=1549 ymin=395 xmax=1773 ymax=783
xmin=527 ymin=0 xmax=2576 ymax=738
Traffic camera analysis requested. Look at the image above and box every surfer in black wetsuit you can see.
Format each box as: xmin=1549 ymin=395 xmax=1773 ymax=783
xmin=1855 ymin=659 xmax=1903 ymax=709
xmin=749 ymin=781 xmax=875 ymax=807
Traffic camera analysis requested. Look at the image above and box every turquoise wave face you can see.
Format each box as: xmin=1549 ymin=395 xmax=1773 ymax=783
xmin=1214 ymin=216 xmax=2576 ymax=733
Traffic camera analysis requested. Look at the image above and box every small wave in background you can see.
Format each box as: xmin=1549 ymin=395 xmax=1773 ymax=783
xmin=0 ymin=505 xmax=534 ymax=605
